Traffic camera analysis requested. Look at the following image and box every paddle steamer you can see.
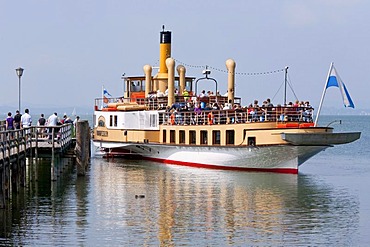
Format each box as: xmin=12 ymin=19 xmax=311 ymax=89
xmin=92 ymin=28 xmax=360 ymax=174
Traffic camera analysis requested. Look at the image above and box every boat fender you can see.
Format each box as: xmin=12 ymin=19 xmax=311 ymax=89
xmin=208 ymin=112 xmax=214 ymax=125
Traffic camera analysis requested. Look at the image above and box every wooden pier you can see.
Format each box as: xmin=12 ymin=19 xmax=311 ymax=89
xmin=0 ymin=121 xmax=91 ymax=208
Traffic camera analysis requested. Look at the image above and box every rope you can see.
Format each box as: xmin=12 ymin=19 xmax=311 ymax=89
xmin=173 ymin=58 xmax=285 ymax=76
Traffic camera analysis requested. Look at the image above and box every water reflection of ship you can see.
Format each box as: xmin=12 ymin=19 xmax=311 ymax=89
xmin=94 ymin=159 xmax=359 ymax=245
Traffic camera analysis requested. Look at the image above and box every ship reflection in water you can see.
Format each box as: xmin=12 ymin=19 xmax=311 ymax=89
xmin=0 ymin=158 xmax=359 ymax=245
xmin=89 ymin=158 xmax=358 ymax=246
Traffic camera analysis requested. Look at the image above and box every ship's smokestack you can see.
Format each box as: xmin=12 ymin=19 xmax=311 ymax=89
xmin=159 ymin=29 xmax=171 ymax=74
xmin=155 ymin=27 xmax=172 ymax=93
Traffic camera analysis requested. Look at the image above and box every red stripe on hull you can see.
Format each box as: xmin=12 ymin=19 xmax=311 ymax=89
xmin=144 ymin=157 xmax=298 ymax=174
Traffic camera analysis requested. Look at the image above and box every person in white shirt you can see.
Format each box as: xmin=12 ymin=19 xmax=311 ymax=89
xmin=73 ymin=116 xmax=80 ymax=136
xmin=47 ymin=112 xmax=59 ymax=126
xmin=47 ymin=112 xmax=59 ymax=140
xmin=20 ymin=108 xmax=32 ymax=128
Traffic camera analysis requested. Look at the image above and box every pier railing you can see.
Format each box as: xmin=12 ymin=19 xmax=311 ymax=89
xmin=1 ymin=121 xmax=90 ymax=209
xmin=0 ymin=124 xmax=74 ymax=162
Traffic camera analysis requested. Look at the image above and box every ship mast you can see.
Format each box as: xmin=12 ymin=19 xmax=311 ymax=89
xmin=284 ymin=66 xmax=288 ymax=106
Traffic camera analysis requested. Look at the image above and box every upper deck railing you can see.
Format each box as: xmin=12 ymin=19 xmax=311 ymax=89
xmin=94 ymin=96 xmax=314 ymax=126
xmin=94 ymin=95 xmax=242 ymax=111
xmin=159 ymin=106 xmax=314 ymax=126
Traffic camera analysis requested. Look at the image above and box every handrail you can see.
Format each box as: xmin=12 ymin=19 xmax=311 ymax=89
xmin=160 ymin=106 xmax=314 ymax=126
xmin=0 ymin=124 xmax=73 ymax=162
xmin=94 ymin=96 xmax=242 ymax=111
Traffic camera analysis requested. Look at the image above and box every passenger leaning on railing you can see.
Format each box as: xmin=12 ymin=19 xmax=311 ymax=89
xmin=37 ymin=113 xmax=47 ymax=138
xmin=6 ymin=112 xmax=14 ymax=139
xmin=302 ymin=101 xmax=313 ymax=122
xmin=47 ymin=112 xmax=59 ymax=142
xmin=20 ymin=108 xmax=32 ymax=128
xmin=13 ymin=110 xmax=22 ymax=130
xmin=6 ymin=112 xmax=14 ymax=131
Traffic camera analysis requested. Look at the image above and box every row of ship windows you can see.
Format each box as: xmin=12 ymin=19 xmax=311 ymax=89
xmin=162 ymin=129 xmax=256 ymax=146
xmin=99 ymin=114 xmax=158 ymax=128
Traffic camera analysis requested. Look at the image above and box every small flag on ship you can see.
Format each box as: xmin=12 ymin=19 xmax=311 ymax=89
xmin=103 ymin=86 xmax=112 ymax=103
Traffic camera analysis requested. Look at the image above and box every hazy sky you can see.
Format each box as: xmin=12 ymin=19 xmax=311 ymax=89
xmin=1 ymin=0 xmax=369 ymax=114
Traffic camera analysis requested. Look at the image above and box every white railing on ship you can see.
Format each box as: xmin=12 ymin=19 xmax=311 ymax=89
xmin=93 ymin=97 xmax=314 ymax=125
xmin=94 ymin=96 xmax=242 ymax=111
xmin=159 ymin=107 xmax=314 ymax=125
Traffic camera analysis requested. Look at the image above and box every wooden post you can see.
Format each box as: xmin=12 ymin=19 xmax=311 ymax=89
xmin=20 ymin=158 xmax=26 ymax=187
xmin=51 ymin=128 xmax=56 ymax=181
xmin=12 ymin=161 xmax=18 ymax=194
xmin=0 ymin=163 xmax=4 ymax=208
xmin=75 ymin=120 xmax=90 ymax=176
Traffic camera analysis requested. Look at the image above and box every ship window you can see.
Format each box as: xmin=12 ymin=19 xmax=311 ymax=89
xmin=114 ymin=115 xmax=118 ymax=127
xmin=212 ymin=130 xmax=220 ymax=145
xmin=109 ymin=115 xmax=113 ymax=127
xmin=179 ymin=130 xmax=185 ymax=144
xmin=186 ymin=79 xmax=193 ymax=92
xmin=98 ymin=120 xmax=105 ymax=127
xmin=226 ymin=130 xmax=235 ymax=145
xmin=163 ymin=130 xmax=167 ymax=143
xmin=247 ymin=137 xmax=256 ymax=146
xmin=170 ymin=130 xmax=175 ymax=143
xmin=189 ymin=130 xmax=196 ymax=144
xmin=200 ymin=130 xmax=208 ymax=145
xmin=131 ymin=80 xmax=141 ymax=92
xmin=174 ymin=79 xmax=180 ymax=90
xmin=150 ymin=114 xmax=158 ymax=127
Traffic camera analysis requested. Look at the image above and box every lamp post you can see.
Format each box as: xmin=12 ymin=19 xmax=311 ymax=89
xmin=15 ymin=67 xmax=24 ymax=111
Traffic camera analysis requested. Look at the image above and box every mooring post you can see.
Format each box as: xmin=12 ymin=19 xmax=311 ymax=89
xmin=0 ymin=165 xmax=4 ymax=208
xmin=20 ymin=158 xmax=26 ymax=187
xmin=51 ymin=128 xmax=56 ymax=181
xmin=75 ymin=120 xmax=90 ymax=176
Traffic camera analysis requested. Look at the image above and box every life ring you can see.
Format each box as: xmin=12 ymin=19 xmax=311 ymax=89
xmin=207 ymin=112 xmax=214 ymax=125
xmin=170 ymin=114 xmax=175 ymax=125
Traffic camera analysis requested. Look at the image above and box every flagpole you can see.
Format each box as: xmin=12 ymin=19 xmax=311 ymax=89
xmin=101 ymin=85 xmax=104 ymax=109
xmin=314 ymin=62 xmax=334 ymax=127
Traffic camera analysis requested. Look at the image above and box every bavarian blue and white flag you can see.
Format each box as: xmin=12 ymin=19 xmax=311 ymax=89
xmin=326 ymin=65 xmax=355 ymax=108
xmin=103 ymin=86 xmax=112 ymax=103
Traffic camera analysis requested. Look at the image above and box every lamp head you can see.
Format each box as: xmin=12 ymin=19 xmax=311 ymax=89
xmin=16 ymin=67 xmax=24 ymax=77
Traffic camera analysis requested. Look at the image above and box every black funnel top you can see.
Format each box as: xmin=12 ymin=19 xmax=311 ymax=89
xmin=160 ymin=31 xmax=171 ymax=44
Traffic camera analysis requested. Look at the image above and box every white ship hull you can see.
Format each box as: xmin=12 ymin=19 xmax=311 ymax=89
xmin=92 ymin=141 xmax=328 ymax=174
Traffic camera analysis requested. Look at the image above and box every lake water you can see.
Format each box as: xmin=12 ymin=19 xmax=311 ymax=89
xmin=0 ymin=115 xmax=369 ymax=246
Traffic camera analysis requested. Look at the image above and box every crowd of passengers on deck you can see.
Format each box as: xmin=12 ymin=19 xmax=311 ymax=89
xmin=159 ymin=89 xmax=313 ymax=125
xmin=109 ymin=87 xmax=314 ymax=125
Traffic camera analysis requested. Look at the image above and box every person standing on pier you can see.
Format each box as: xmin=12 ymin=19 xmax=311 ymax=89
xmin=20 ymin=108 xmax=32 ymax=128
xmin=47 ymin=112 xmax=59 ymax=140
xmin=37 ymin=114 xmax=46 ymax=137
xmin=73 ymin=116 xmax=80 ymax=136
xmin=13 ymin=110 xmax=22 ymax=129
xmin=6 ymin=112 xmax=14 ymax=131
xmin=5 ymin=112 xmax=15 ymax=139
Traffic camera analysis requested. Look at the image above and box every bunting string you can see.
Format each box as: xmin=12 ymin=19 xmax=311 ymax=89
xmin=173 ymin=58 xmax=285 ymax=76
